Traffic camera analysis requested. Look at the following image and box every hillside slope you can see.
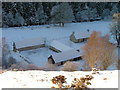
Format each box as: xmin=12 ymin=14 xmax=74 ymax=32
xmin=0 ymin=70 xmax=118 ymax=89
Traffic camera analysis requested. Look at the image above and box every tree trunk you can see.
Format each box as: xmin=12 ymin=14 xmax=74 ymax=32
xmin=13 ymin=42 xmax=17 ymax=52
xmin=117 ymin=35 xmax=120 ymax=47
xmin=59 ymin=22 xmax=64 ymax=27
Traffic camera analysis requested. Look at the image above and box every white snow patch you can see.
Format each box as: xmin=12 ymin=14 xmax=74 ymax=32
xmin=74 ymin=30 xmax=91 ymax=39
xmin=0 ymin=70 xmax=118 ymax=88
xmin=2 ymin=21 xmax=113 ymax=67
xmin=15 ymin=37 xmax=45 ymax=49
xmin=51 ymin=49 xmax=82 ymax=63
xmin=50 ymin=40 xmax=73 ymax=52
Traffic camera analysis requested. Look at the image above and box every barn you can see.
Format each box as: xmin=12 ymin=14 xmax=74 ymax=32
xmin=49 ymin=40 xmax=73 ymax=53
xmin=70 ymin=30 xmax=91 ymax=43
xmin=13 ymin=37 xmax=46 ymax=51
xmin=48 ymin=49 xmax=82 ymax=65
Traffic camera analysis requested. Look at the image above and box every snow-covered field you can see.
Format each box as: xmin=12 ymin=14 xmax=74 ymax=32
xmin=1 ymin=21 xmax=119 ymax=89
xmin=2 ymin=21 xmax=112 ymax=67
xmin=0 ymin=70 xmax=118 ymax=89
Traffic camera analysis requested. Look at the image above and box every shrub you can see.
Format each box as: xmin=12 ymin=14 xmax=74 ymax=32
xmin=118 ymin=60 xmax=120 ymax=70
xmin=83 ymin=31 xmax=102 ymax=70
xmin=100 ymin=35 xmax=117 ymax=70
xmin=10 ymin=64 xmax=22 ymax=71
xmin=61 ymin=61 xmax=80 ymax=71
xmin=51 ymin=75 xmax=93 ymax=89
xmin=10 ymin=64 xmax=26 ymax=71
xmin=83 ymin=31 xmax=117 ymax=70
xmin=26 ymin=64 xmax=43 ymax=70
xmin=71 ymin=75 xmax=93 ymax=89
xmin=9 ymin=61 xmax=45 ymax=71
xmin=9 ymin=61 xmax=29 ymax=70
xmin=52 ymin=75 xmax=67 ymax=88
xmin=44 ymin=63 xmax=58 ymax=71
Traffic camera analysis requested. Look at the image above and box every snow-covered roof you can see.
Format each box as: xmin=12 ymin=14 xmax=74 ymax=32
xmin=15 ymin=37 xmax=45 ymax=49
xmin=50 ymin=40 xmax=73 ymax=52
xmin=51 ymin=49 xmax=82 ymax=63
xmin=74 ymin=31 xmax=91 ymax=39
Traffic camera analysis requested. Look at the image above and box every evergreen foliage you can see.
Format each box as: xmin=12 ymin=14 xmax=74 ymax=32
xmin=2 ymin=2 xmax=119 ymax=27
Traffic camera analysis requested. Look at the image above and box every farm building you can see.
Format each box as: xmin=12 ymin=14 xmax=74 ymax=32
xmin=49 ymin=40 xmax=73 ymax=53
xmin=70 ymin=30 xmax=91 ymax=43
xmin=48 ymin=49 xmax=82 ymax=65
xmin=13 ymin=37 xmax=46 ymax=51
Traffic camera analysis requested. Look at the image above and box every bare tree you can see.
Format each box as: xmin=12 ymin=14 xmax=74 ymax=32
xmin=2 ymin=37 xmax=10 ymax=69
xmin=83 ymin=31 xmax=101 ymax=70
xmin=83 ymin=31 xmax=117 ymax=70
xmin=100 ymin=35 xmax=117 ymax=70
xmin=111 ymin=13 xmax=120 ymax=47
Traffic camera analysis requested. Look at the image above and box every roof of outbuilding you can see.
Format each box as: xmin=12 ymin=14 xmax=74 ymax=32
xmin=15 ymin=37 xmax=45 ymax=49
xmin=73 ymin=31 xmax=91 ymax=39
xmin=50 ymin=40 xmax=73 ymax=52
xmin=50 ymin=49 xmax=82 ymax=63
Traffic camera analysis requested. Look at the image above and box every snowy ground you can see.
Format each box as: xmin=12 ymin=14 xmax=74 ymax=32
xmin=1 ymin=21 xmax=119 ymax=89
xmin=2 ymin=21 xmax=112 ymax=67
xmin=0 ymin=70 xmax=118 ymax=89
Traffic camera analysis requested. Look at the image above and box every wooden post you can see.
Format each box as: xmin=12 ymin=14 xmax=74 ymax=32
xmin=13 ymin=42 xmax=17 ymax=52
xmin=87 ymin=29 xmax=90 ymax=32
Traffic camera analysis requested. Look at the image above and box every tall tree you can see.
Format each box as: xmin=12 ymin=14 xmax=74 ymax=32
xmin=76 ymin=6 xmax=98 ymax=22
xmin=27 ymin=2 xmax=36 ymax=25
xmin=101 ymin=9 xmax=111 ymax=19
xmin=2 ymin=10 xmax=16 ymax=27
xmin=14 ymin=12 xmax=25 ymax=26
xmin=100 ymin=35 xmax=117 ymax=70
xmin=111 ymin=13 xmax=120 ymax=47
xmin=34 ymin=3 xmax=48 ymax=25
xmin=83 ymin=31 xmax=116 ymax=70
xmin=83 ymin=32 xmax=102 ymax=69
xmin=110 ymin=4 xmax=118 ymax=16
xmin=51 ymin=2 xmax=75 ymax=27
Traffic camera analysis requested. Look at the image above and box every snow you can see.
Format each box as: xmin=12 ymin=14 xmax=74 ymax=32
xmin=1 ymin=21 xmax=118 ymax=88
xmin=0 ymin=70 xmax=118 ymax=88
xmin=0 ymin=38 xmax=2 ymax=57
xmin=50 ymin=40 xmax=73 ymax=52
xmin=0 ymin=37 xmax=2 ymax=57
xmin=74 ymin=30 xmax=91 ymax=39
xmin=19 ymin=47 xmax=56 ymax=66
xmin=2 ymin=21 xmax=111 ymax=43
xmin=51 ymin=49 xmax=82 ymax=63
xmin=15 ymin=37 xmax=45 ymax=49
xmin=2 ymin=21 xmax=112 ymax=67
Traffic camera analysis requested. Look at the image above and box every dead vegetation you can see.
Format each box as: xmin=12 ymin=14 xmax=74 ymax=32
xmin=83 ymin=31 xmax=117 ymax=70
xmin=51 ymin=74 xmax=93 ymax=89
xmin=44 ymin=63 xmax=58 ymax=71
xmin=61 ymin=61 xmax=80 ymax=71
xmin=118 ymin=60 xmax=120 ymax=70
xmin=52 ymin=75 xmax=67 ymax=88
